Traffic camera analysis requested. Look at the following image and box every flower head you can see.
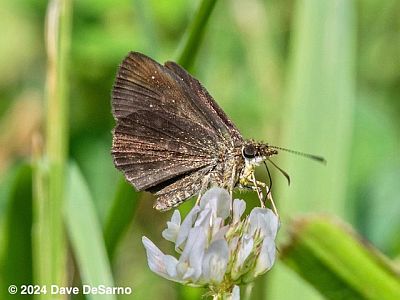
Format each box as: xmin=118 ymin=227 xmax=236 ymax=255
xmin=142 ymin=187 xmax=280 ymax=298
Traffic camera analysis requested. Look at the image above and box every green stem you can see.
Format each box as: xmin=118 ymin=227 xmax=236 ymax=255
xmin=33 ymin=0 xmax=72 ymax=298
xmin=176 ymin=0 xmax=218 ymax=70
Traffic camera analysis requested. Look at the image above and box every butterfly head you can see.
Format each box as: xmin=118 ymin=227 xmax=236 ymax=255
xmin=242 ymin=141 xmax=278 ymax=166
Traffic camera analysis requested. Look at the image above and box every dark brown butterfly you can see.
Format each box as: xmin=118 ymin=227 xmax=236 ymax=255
xmin=111 ymin=52 xmax=324 ymax=212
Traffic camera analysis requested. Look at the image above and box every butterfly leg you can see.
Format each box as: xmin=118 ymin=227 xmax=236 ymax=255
xmin=248 ymin=176 xmax=279 ymax=217
xmin=228 ymin=169 xmax=237 ymax=211
xmin=239 ymin=165 xmax=279 ymax=215
xmin=250 ymin=172 xmax=265 ymax=208
xmin=265 ymin=185 xmax=279 ymax=218
xmin=253 ymin=181 xmax=279 ymax=217
xmin=195 ymin=173 xmax=211 ymax=206
xmin=240 ymin=164 xmax=264 ymax=206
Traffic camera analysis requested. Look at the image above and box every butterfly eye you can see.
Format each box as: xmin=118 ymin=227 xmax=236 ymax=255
xmin=243 ymin=144 xmax=257 ymax=158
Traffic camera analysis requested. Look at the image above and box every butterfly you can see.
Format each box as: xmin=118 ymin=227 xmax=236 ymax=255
xmin=111 ymin=52 xmax=324 ymax=213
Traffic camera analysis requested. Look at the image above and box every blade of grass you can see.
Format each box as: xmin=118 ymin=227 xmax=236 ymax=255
xmin=32 ymin=0 xmax=72 ymax=298
xmin=65 ymin=163 xmax=116 ymax=300
xmin=103 ymin=177 xmax=140 ymax=260
xmin=270 ymin=0 xmax=356 ymax=299
xmin=0 ymin=163 xmax=33 ymax=300
xmin=175 ymin=0 xmax=218 ymax=70
xmin=281 ymin=216 xmax=400 ymax=300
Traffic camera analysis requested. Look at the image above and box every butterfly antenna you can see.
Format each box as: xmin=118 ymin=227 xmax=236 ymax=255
xmin=269 ymin=145 xmax=326 ymax=164
xmin=263 ymin=161 xmax=280 ymax=216
xmin=267 ymin=158 xmax=291 ymax=186
xmin=263 ymin=161 xmax=273 ymax=197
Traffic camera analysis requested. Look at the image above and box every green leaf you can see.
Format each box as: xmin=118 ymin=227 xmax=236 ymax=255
xmin=281 ymin=216 xmax=400 ymax=300
xmin=0 ymin=163 xmax=33 ymax=300
xmin=103 ymin=178 xmax=140 ymax=261
xmin=65 ymin=163 xmax=116 ymax=300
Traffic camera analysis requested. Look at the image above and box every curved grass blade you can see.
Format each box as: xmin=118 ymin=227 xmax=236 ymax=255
xmin=65 ymin=163 xmax=116 ymax=300
xmin=0 ymin=163 xmax=33 ymax=300
xmin=281 ymin=216 xmax=400 ymax=300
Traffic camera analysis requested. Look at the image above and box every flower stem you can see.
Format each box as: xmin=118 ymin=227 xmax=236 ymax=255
xmin=33 ymin=0 xmax=71 ymax=298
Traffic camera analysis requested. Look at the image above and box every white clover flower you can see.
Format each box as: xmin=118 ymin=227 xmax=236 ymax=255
xmin=142 ymin=187 xmax=280 ymax=299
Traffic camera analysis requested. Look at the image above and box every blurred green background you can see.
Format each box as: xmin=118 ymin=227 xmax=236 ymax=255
xmin=0 ymin=0 xmax=399 ymax=299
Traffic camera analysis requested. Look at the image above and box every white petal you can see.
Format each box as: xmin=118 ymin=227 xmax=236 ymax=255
xmin=171 ymin=209 xmax=181 ymax=224
xmin=188 ymin=230 xmax=206 ymax=280
xmin=162 ymin=223 xmax=179 ymax=243
xmin=162 ymin=210 xmax=182 ymax=243
xmin=200 ymin=187 xmax=231 ymax=220
xmin=194 ymin=207 xmax=212 ymax=230
xmin=176 ymin=261 xmax=189 ymax=279
xmin=142 ymin=236 xmax=181 ymax=282
xmin=178 ymin=263 xmax=195 ymax=281
xmin=179 ymin=227 xmax=206 ymax=281
xmin=231 ymin=235 xmax=254 ymax=280
xmin=201 ymin=239 xmax=229 ymax=284
xmin=231 ymin=285 xmax=240 ymax=300
xmin=164 ymin=255 xmax=180 ymax=278
xmin=232 ymin=199 xmax=246 ymax=223
xmin=228 ymin=236 xmax=239 ymax=256
xmin=212 ymin=225 xmax=229 ymax=242
xmin=175 ymin=206 xmax=201 ymax=251
xmin=253 ymin=236 xmax=276 ymax=276
xmin=248 ymin=207 xmax=279 ymax=239
xmin=238 ymin=235 xmax=254 ymax=266
xmin=210 ymin=217 xmax=223 ymax=238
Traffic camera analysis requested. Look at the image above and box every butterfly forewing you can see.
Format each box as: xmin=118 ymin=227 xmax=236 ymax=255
xmin=113 ymin=53 xmax=216 ymax=132
xmin=112 ymin=52 xmax=243 ymax=210
xmin=165 ymin=61 xmax=243 ymax=144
